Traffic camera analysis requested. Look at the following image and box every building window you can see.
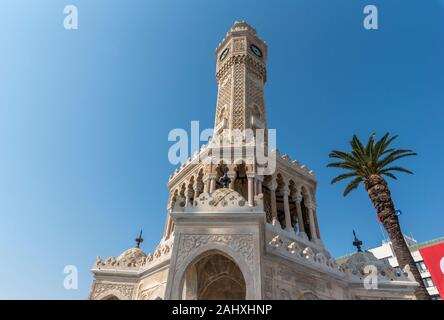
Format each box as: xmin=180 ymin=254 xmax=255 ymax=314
xmin=423 ymin=277 xmax=434 ymax=288
xmin=394 ymin=266 xmax=402 ymax=277
xmin=416 ymin=261 xmax=427 ymax=272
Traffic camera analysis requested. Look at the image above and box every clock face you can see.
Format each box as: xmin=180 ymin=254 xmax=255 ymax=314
xmin=219 ymin=47 xmax=229 ymax=61
xmin=250 ymin=44 xmax=263 ymax=58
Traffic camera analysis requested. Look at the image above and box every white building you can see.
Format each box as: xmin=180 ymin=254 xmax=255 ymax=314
xmin=337 ymin=235 xmax=444 ymax=300
xmin=369 ymin=236 xmax=443 ymax=300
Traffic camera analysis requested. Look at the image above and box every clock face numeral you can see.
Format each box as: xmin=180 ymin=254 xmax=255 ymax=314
xmin=219 ymin=47 xmax=229 ymax=61
xmin=250 ymin=44 xmax=263 ymax=58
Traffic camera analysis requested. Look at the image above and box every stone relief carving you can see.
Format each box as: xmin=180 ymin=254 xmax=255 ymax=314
xmin=342 ymin=251 xmax=409 ymax=282
xmin=233 ymin=38 xmax=246 ymax=52
xmin=91 ymin=282 xmax=134 ymax=300
xmin=279 ymin=289 xmax=292 ymax=300
xmin=94 ymin=238 xmax=173 ymax=272
xmin=138 ymin=284 xmax=165 ymax=300
xmin=95 ymin=248 xmax=146 ymax=270
xmin=266 ymin=228 xmax=342 ymax=276
xmin=173 ymin=189 xmax=263 ymax=212
xmin=302 ymin=292 xmax=319 ymax=300
xmin=175 ymin=234 xmax=254 ymax=271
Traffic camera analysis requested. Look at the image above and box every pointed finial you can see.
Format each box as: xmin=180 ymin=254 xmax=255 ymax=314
xmin=219 ymin=166 xmax=231 ymax=188
xmin=352 ymin=229 xmax=363 ymax=252
xmin=135 ymin=229 xmax=144 ymax=248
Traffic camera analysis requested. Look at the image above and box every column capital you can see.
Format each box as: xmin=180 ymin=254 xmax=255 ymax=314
xmin=207 ymin=173 xmax=218 ymax=179
xmin=246 ymin=172 xmax=256 ymax=179
xmin=281 ymin=186 xmax=290 ymax=196
xmin=293 ymin=194 xmax=303 ymax=203
xmin=227 ymin=172 xmax=237 ymax=178
xmin=255 ymin=175 xmax=264 ymax=182
xmin=267 ymin=181 xmax=278 ymax=191
xmin=306 ymin=202 xmax=316 ymax=210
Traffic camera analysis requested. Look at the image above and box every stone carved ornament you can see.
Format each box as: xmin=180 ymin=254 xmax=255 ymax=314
xmin=267 ymin=234 xmax=340 ymax=275
xmin=173 ymin=189 xmax=263 ymax=212
xmin=175 ymin=234 xmax=254 ymax=271
xmin=94 ymin=241 xmax=173 ymax=271
xmin=91 ymin=282 xmax=134 ymax=300
xmin=342 ymin=251 xmax=410 ymax=281
xmin=138 ymin=284 xmax=165 ymax=300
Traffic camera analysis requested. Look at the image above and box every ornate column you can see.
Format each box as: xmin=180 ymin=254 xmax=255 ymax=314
xmin=307 ymin=203 xmax=318 ymax=241
xmin=193 ymin=181 xmax=201 ymax=206
xmin=166 ymin=215 xmax=175 ymax=238
xmin=294 ymin=195 xmax=307 ymax=239
xmin=282 ymin=187 xmax=292 ymax=232
xmin=185 ymin=185 xmax=193 ymax=206
xmin=314 ymin=210 xmax=321 ymax=240
xmin=227 ymin=171 xmax=236 ymax=190
xmin=255 ymin=175 xmax=263 ymax=195
xmin=209 ymin=173 xmax=217 ymax=193
xmin=247 ymin=173 xmax=255 ymax=206
xmin=203 ymin=175 xmax=210 ymax=193
xmin=311 ymin=203 xmax=321 ymax=240
xmin=269 ymin=181 xmax=278 ymax=224
xmin=164 ymin=197 xmax=173 ymax=238
xmin=163 ymin=214 xmax=169 ymax=236
xmin=165 ymin=192 xmax=176 ymax=237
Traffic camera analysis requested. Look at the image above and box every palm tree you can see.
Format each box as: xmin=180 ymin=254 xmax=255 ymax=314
xmin=327 ymin=133 xmax=430 ymax=300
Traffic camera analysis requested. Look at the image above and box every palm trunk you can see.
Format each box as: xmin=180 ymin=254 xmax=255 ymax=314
xmin=364 ymin=174 xmax=430 ymax=300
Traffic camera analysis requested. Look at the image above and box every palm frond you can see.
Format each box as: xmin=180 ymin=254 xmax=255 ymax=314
xmin=350 ymin=135 xmax=366 ymax=159
xmin=331 ymin=172 xmax=358 ymax=184
xmin=380 ymin=166 xmax=414 ymax=175
xmin=379 ymin=151 xmax=417 ymax=168
xmin=382 ymin=172 xmax=398 ymax=180
xmin=343 ymin=177 xmax=363 ymax=196
xmin=329 ymin=150 xmax=358 ymax=164
xmin=327 ymin=133 xmax=416 ymax=193
xmin=373 ymin=132 xmax=390 ymax=160
xmin=366 ymin=132 xmax=376 ymax=161
xmin=382 ymin=134 xmax=398 ymax=150
xmin=326 ymin=162 xmax=358 ymax=170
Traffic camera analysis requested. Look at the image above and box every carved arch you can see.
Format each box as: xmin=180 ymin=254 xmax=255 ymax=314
xmin=167 ymin=239 xmax=257 ymax=300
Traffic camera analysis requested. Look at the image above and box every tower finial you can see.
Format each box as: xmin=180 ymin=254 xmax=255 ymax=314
xmin=352 ymin=229 xmax=363 ymax=252
xmin=135 ymin=229 xmax=144 ymax=248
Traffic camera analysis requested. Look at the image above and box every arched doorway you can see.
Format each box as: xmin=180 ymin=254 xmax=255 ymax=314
xmin=181 ymin=251 xmax=246 ymax=300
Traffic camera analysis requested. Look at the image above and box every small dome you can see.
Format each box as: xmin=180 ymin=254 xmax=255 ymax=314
xmin=344 ymin=251 xmax=396 ymax=278
xmin=346 ymin=251 xmax=379 ymax=266
xmin=117 ymin=247 xmax=146 ymax=267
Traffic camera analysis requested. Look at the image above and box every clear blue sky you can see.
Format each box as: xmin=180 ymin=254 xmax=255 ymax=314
xmin=0 ymin=0 xmax=443 ymax=299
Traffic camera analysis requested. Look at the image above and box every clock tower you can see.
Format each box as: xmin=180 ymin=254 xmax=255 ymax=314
xmin=214 ymin=21 xmax=268 ymax=134
xmin=88 ymin=22 xmax=418 ymax=301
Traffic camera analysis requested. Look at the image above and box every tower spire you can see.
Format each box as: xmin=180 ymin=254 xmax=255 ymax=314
xmin=135 ymin=229 xmax=144 ymax=248
xmin=352 ymin=230 xmax=363 ymax=252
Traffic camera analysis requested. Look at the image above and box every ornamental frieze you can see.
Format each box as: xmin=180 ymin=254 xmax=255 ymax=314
xmin=175 ymin=233 xmax=254 ymax=271
xmin=91 ymin=282 xmax=135 ymax=300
